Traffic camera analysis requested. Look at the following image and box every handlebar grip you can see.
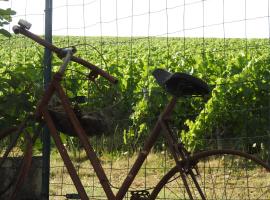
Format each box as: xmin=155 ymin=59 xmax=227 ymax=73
xmin=12 ymin=25 xmax=118 ymax=84
xmin=13 ymin=25 xmax=62 ymax=55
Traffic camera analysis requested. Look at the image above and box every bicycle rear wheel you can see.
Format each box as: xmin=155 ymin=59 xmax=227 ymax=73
xmin=150 ymin=149 xmax=270 ymax=200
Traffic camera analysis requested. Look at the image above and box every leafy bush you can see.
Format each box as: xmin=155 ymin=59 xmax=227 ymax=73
xmin=182 ymin=54 xmax=270 ymax=151
xmin=0 ymin=35 xmax=269 ymax=152
xmin=0 ymin=7 xmax=16 ymax=37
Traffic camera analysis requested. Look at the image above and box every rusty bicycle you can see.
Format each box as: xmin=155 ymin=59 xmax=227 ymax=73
xmin=1 ymin=20 xmax=270 ymax=200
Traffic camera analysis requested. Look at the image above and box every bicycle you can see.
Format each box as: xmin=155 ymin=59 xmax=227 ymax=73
xmin=1 ymin=19 xmax=270 ymax=199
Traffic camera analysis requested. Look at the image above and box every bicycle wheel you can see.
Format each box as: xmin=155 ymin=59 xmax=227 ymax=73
xmin=150 ymin=149 xmax=270 ymax=200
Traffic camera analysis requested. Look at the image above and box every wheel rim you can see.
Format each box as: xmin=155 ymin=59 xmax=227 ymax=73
xmin=150 ymin=149 xmax=270 ymax=200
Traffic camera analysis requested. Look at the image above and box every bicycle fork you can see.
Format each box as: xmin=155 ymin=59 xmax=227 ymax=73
xmin=159 ymin=98 xmax=206 ymax=200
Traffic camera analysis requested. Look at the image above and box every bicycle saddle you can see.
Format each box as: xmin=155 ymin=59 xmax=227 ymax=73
xmin=152 ymin=68 xmax=210 ymax=97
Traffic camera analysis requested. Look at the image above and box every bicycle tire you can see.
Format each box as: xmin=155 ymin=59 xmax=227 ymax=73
xmin=149 ymin=149 xmax=270 ymax=200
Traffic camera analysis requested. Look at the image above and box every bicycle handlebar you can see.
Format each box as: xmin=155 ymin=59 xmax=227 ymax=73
xmin=12 ymin=25 xmax=118 ymax=84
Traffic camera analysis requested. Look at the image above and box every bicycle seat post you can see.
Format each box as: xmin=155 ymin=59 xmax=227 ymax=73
xmin=58 ymin=49 xmax=73 ymax=76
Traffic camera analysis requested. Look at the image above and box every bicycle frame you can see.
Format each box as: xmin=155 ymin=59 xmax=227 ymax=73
xmin=38 ymin=55 xmax=193 ymax=199
xmin=13 ymin=21 xmax=206 ymax=200
xmin=36 ymin=60 xmax=181 ymax=200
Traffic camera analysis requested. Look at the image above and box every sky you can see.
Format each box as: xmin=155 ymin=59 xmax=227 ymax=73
xmin=1 ymin=0 xmax=270 ymax=38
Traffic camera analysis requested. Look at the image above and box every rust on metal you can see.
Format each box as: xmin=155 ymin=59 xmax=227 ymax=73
xmin=0 ymin=119 xmax=29 ymax=168
xmin=34 ymin=76 xmax=59 ymax=120
xmin=9 ymin=132 xmax=33 ymax=200
xmin=115 ymin=97 xmax=177 ymax=199
xmin=71 ymin=56 xmax=118 ymax=84
xmin=159 ymin=119 xmax=195 ymax=200
xmin=13 ymin=26 xmax=118 ymax=84
xmin=54 ymin=82 xmax=116 ymax=200
xmin=41 ymin=108 xmax=89 ymax=200
xmin=0 ymin=123 xmax=41 ymax=200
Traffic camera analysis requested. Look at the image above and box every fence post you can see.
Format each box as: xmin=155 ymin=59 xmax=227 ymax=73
xmin=42 ymin=0 xmax=53 ymax=199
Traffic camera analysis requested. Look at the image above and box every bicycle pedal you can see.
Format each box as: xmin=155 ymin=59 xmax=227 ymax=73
xmin=130 ymin=190 xmax=150 ymax=200
xmin=66 ymin=193 xmax=80 ymax=199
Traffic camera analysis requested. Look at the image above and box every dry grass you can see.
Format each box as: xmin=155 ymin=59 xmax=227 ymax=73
xmin=49 ymin=150 xmax=270 ymax=200
xmin=49 ymin=150 xmax=175 ymax=199
xmin=1 ymin=145 xmax=270 ymax=199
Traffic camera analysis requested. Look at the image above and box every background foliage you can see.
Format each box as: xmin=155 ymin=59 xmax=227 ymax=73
xmin=0 ymin=35 xmax=270 ymax=153
xmin=0 ymin=7 xmax=15 ymax=37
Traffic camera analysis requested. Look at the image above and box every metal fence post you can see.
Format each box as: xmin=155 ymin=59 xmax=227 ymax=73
xmin=42 ymin=0 xmax=53 ymax=199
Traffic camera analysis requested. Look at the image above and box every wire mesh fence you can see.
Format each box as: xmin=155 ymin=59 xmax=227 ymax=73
xmin=1 ymin=0 xmax=270 ymax=199
xmin=49 ymin=137 xmax=270 ymax=199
